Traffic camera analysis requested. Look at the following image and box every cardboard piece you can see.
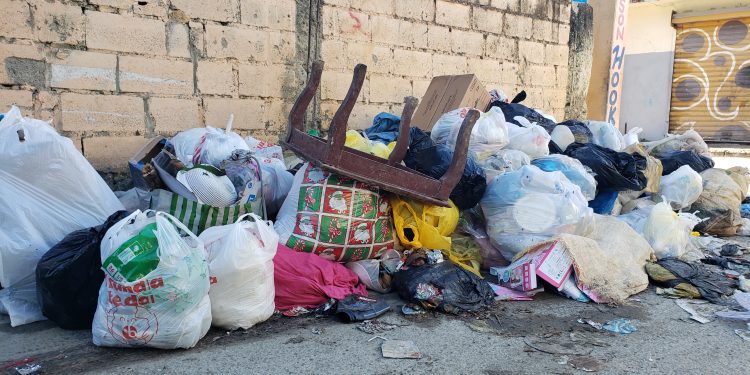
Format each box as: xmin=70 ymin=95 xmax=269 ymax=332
xmin=128 ymin=136 xmax=166 ymax=191
xmin=490 ymin=241 xmax=573 ymax=292
xmin=381 ymin=340 xmax=422 ymax=359
xmin=411 ymin=74 xmax=491 ymax=131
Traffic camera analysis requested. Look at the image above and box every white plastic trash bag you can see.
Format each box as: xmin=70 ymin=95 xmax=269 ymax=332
xmin=198 ymin=214 xmax=278 ymax=330
xmin=479 ymin=149 xmax=530 ymax=182
xmin=0 ymin=106 xmax=124 ymax=327
xmin=531 ymin=154 xmax=597 ymax=201
xmin=551 ymin=125 xmax=575 ymax=151
xmin=92 ymin=210 xmax=211 ymax=349
xmin=643 ymin=129 xmax=710 ymax=157
xmin=643 ymin=202 xmax=702 ymax=259
xmin=505 ymin=119 xmax=551 ymax=158
xmin=258 ymin=158 xmax=294 ymax=217
xmin=657 ymin=165 xmax=703 ymax=210
xmin=431 ymin=107 xmax=509 ymax=159
xmin=171 ymin=116 xmax=249 ymax=168
xmin=481 ymin=165 xmax=593 ymax=260
xmin=245 ymin=136 xmax=284 ymax=163
xmin=586 ymin=120 xmax=625 ymax=151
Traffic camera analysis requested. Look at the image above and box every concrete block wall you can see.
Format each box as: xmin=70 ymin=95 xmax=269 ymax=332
xmin=317 ymin=0 xmax=572 ymax=129
xmin=0 ymin=0 xmax=300 ymax=172
xmin=0 ymin=0 xmax=570 ymax=177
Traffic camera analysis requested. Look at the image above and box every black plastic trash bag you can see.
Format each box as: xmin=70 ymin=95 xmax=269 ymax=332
xmin=657 ymin=150 xmax=714 ymax=175
xmin=404 ymin=128 xmax=486 ymax=210
xmin=392 ymin=262 xmax=494 ymax=314
xmin=564 ymin=142 xmax=648 ymax=191
xmin=36 ymin=210 xmax=129 ymax=330
xmin=490 ymin=101 xmax=556 ymax=134
xmin=645 ymin=258 xmax=735 ymax=305
xmin=557 ymin=120 xmax=593 ymax=144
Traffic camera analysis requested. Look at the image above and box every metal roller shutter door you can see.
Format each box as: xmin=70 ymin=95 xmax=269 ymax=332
xmin=671 ymin=17 xmax=750 ymax=141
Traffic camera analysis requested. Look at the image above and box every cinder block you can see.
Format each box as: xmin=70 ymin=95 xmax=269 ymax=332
xmin=432 ymin=54 xmax=467 ymax=76
xmin=504 ymin=13 xmax=532 ymax=38
xmin=524 ymin=64 xmax=556 ymax=87
xmin=119 ymin=56 xmax=194 ymax=95
xmin=532 ymin=19 xmax=553 ymax=42
xmin=555 ymin=65 xmax=568 ymax=89
xmin=167 ymin=22 xmax=191 ymax=58
xmin=189 ymin=21 xmax=205 ymax=56
xmin=240 ymin=0 xmax=295 ymax=31
xmin=238 ymin=63 xmax=289 ymax=98
xmin=392 ymin=49 xmax=432 ymax=77
xmin=500 ymin=62 xmax=520 ymax=86
xmin=401 ymin=20 xmax=428 ymax=49
xmin=205 ymin=24 xmax=269 ymax=61
xmin=368 ymin=74 xmax=411 ymax=103
xmin=203 ymin=97 xmax=266 ymax=130
xmin=394 ymin=0 xmax=435 ymax=22
xmin=321 ymin=69 xmax=359 ymax=101
xmin=350 ymin=0 xmax=394 ymax=15
xmin=450 ymin=29 xmax=484 ymax=56
xmin=84 ymin=136 xmax=151 ymax=171
xmin=436 ymin=1 xmax=470 ymax=28
xmin=149 ymin=97 xmax=201 ymax=133
xmin=472 ymin=7 xmax=503 ymax=34
xmin=86 ymin=12 xmax=166 ymax=55
xmin=171 ymin=0 xmax=238 ymax=22
xmin=336 ymin=8 xmax=371 ymax=42
xmin=134 ymin=0 xmax=168 ymax=18
xmin=371 ymin=15 xmax=401 ymax=46
xmin=1 ymin=0 xmax=33 ymax=39
xmin=32 ymin=1 xmax=85 ymax=44
xmin=558 ymin=24 xmax=571 ymax=45
xmin=518 ymin=40 xmax=545 ymax=64
xmin=427 ymin=25 xmax=451 ymax=52
xmin=0 ymin=43 xmax=44 ymax=85
xmin=491 ymin=0 xmax=520 ymax=12
xmin=485 ymin=35 xmax=518 ymax=61
xmin=546 ymin=44 xmax=569 ymax=66
xmin=61 ymin=93 xmax=144 ymax=132
xmin=0 ymin=88 xmax=33 ymax=108
xmin=89 ymin=0 xmax=131 ymax=8
xmin=49 ymin=50 xmax=116 ymax=91
xmin=269 ymin=30 xmax=296 ymax=63
xmin=467 ymin=58 xmax=501 ymax=85
xmin=197 ymin=60 xmax=236 ymax=95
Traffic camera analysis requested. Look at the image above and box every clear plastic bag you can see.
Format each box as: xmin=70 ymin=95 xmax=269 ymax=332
xmin=532 ymin=154 xmax=597 ymax=201
xmin=199 ymin=213 xmax=278 ymax=330
xmin=92 ymin=211 xmax=211 ymax=349
xmin=481 ymin=165 xmax=594 ymax=260
xmin=586 ymin=120 xmax=625 ymax=151
xmin=505 ymin=118 xmax=551 ymax=157
xmin=657 ymin=165 xmax=703 ymax=210
xmin=0 ymin=106 xmax=124 ymax=327
xmin=479 ymin=149 xmax=530 ymax=182
xmin=431 ymin=107 xmax=509 ymax=159
xmin=643 ymin=129 xmax=710 ymax=158
xmin=171 ymin=116 xmax=249 ymax=168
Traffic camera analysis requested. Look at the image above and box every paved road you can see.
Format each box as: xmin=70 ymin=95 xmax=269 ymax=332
xmin=1 ymin=285 xmax=748 ymax=375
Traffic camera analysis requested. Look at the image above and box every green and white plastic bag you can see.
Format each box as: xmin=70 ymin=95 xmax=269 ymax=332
xmin=92 ymin=210 xmax=211 ymax=349
xmin=149 ymin=189 xmax=263 ymax=235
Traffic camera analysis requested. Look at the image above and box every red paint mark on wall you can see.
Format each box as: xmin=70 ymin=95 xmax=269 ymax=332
xmin=344 ymin=10 xmax=371 ymax=37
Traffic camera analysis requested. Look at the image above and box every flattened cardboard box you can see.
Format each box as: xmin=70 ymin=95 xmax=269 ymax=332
xmin=412 ymin=74 xmax=492 ymax=131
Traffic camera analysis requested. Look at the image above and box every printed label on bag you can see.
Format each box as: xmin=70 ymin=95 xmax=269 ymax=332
xmin=103 ymin=223 xmax=160 ymax=283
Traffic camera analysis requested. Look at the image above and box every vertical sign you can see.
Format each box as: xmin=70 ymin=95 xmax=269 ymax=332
xmin=606 ymin=0 xmax=629 ymax=129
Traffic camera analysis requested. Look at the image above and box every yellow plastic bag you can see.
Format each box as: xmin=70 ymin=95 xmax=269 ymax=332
xmin=391 ymin=197 xmax=481 ymax=276
xmin=345 ymin=130 xmax=393 ymax=159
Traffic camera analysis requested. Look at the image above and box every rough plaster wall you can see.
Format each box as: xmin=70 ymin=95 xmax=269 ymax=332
xmin=316 ymin=0 xmax=572 ymax=129
xmin=0 ymin=0 xmax=571 ymax=181
xmin=565 ymin=2 xmax=593 ymax=120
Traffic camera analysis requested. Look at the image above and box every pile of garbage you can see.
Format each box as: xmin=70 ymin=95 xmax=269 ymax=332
xmin=1 ymin=72 xmax=749 ymax=351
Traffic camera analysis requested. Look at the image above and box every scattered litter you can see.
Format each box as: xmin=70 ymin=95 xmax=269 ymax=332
xmin=675 ymin=300 xmax=711 ymax=324
xmin=401 ymin=304 xmax=426 ymax=316
xmin=357 ymin=320 xmax=398 ymax=335
xmin=381 ymin=340 xmax=422 ymax=359
xmin=311 ymin=327 xmax=323 ymax=335
xmin=14 ymin=364 xmax=41 ymax=375
xmin=368 ymin=335 xmax=388 ymax=342
xmin=577 ymin=318 xmax=603 ymax=330
xmin=716 ymin=291 xmax=750 ymax=321
xmin=488 ymin=283 xmax=534 ymax=301
xmin=602 ymin=318 xmax=637 ymax=334
xmin=568 ymin=356 xmax=605 ymax=372
xmin=735 ymin=323 xmax=750 ymax=341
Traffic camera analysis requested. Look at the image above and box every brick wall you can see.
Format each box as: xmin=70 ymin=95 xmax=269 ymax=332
xmin=0 ymin=0 xmax=570 ymax=178
xmin=316 ymin=0 xmax=571 ymax=130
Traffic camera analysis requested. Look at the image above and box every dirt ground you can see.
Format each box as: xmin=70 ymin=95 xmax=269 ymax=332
xmin=1 ymin=283 xmax=748 ymax=375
